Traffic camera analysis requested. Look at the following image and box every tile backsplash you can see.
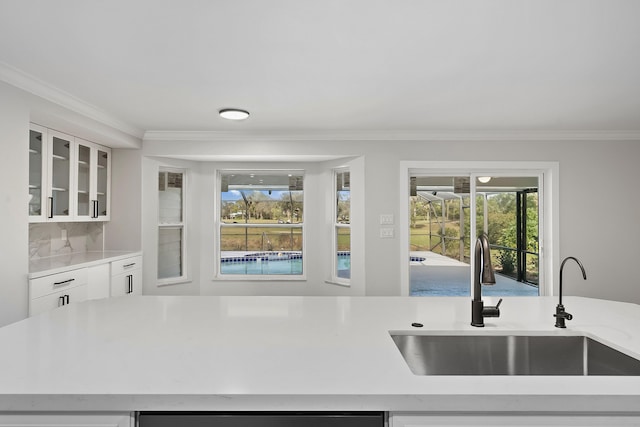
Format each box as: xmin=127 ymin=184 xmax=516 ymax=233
xmin=29 ymin=223 xmax=103 ymax=259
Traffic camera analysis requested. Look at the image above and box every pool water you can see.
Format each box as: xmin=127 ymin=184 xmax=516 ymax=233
xmin=221 ymin=258 xmax=303 ymax=275
xmin=220 ymin=253 xmax=351 ymax=276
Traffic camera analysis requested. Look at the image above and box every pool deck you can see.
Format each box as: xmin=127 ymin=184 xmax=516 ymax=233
xmin=410 ymin=251 xmax=538 ymax=296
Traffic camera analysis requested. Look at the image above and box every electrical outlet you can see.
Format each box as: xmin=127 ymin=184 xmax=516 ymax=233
xmin=61 ymin=229 xmax=68 ymax=241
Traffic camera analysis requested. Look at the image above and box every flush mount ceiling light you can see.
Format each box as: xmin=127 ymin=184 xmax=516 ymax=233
xmin=478 ymin=176 xmax=492 ymax=183
xmin=219 ymin=108 xmax=250 ymax=121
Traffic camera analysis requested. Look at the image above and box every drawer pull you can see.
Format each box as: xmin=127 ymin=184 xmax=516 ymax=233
xmin=58 ymin=295 xmax=70 ymax=306
xmin=53 ymin=278 xmax=75 ymax=286
xmin=127 ymin=274 xmax=133 ymax=294
xmin=123 ymin=263 xmax=136 ymax=268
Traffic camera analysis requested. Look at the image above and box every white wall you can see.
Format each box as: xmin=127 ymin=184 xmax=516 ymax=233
xmin=0 ymin=83 xmax=30 ymax=326
xmin=142 ymin=138 xmax=640 ymax=304
xmin=104 ymin=148 xmax=142 ymax=251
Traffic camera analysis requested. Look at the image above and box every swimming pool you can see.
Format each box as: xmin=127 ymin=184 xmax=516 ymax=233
xmin=220 ymin=252 xmax=351 ymax=277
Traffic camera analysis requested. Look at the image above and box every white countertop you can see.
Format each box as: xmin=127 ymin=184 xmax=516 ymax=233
xmin=1 ymin=295 xmax=640 ymax=413
xmin=29 ymin=251 xmax=142 ymax=278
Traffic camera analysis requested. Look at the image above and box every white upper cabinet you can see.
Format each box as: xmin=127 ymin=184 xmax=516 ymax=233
xmin=95 ymin=145 xmax=111 ymax=220
xmin=28 ymin=124 xmax=48 ymax=220
xmin=48 ymin=129 xmax=74 ymax=221
xmin=74 ymin=138 xmax=111 ymax=221
xmin=29 ymin=126 xmax=74 ymax=222
xmin=29 ymin=123 xmax=111 ymax=222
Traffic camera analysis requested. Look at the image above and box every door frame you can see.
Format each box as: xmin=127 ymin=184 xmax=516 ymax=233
xmin=399 ymin=161 xmax=559 ymax=297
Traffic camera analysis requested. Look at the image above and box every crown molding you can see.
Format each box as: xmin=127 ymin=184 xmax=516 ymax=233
xmin=144 ymin=129 xmax=640 ymax=143
xmin=3 ymin=59 xmax=639 ymax=144
xmin=0 ymin=61 xmax=143 ymax=139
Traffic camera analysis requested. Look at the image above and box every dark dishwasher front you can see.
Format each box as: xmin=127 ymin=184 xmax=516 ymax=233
xmin=138 ymin=411 xmax=385 ymax=427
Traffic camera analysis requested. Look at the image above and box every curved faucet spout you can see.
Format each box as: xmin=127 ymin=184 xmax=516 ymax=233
xmin=473 ymin=234 xmax=495 ymax=303
xmin=559 ymin=256 xmax=587 ymax=306
xmin=555 ymin=256 xmax=587 ymax=328
xmin=471 ymin=234 xmax=501 ymax=327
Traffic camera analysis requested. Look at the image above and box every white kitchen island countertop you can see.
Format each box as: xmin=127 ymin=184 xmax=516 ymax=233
xmin=1 ymin=295 xmax=639 ymax=413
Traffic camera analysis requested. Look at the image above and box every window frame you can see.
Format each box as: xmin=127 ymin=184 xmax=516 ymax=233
xmin=214 ymin=169 xmax=306 ymax=281
xmin=400 ymin=161 xmax=558 ymax=297
xmin=157 ymin=167 xmax=188 ymax=286
xmin=331 ymin=168 xmax=351 ymax=286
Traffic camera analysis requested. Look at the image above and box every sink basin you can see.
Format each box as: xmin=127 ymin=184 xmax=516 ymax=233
xmin=390 ymin=334 xmax=640 ymax=375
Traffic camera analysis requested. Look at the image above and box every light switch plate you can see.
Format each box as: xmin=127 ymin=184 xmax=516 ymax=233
xmin=380 ymin=214 xmax=394 ymax=225
xmin=380 ymin=227 xmax=394 ymax=238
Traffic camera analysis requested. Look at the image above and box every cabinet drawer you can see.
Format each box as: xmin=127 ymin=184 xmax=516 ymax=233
xmin=29 ymin=268 xmax=88 ymax=299
xmin=29 ymin=284 xmax=88 ymax=317
xmin=111 ymin=256 xmax=142 ymax=276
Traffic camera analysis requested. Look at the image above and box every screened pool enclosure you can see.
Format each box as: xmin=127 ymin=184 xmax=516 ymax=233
xmin=409 ymin=175 xmax=540 ymax=297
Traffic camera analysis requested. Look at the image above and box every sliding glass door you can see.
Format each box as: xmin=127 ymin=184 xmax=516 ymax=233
xmin=409 ymin=173 xmax=541 ymax=297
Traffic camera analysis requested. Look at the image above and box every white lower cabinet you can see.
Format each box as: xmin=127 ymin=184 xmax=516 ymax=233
xmin=28 ymin=253 xmax=143 ymax=316
xmin=390 ymin=413 xmax=640 ymax=427
xmin=87 ymin=263 xmax=111 ymax=300
xmin=0 ymin=412 xmax=132 ymax=427
xmin=29 ymin=284 xmax=87 ymax=316
xmin=110 ymin=256 xmax=143 ymax=297
xmin=29 ymin=268 xmax=88 ymax=316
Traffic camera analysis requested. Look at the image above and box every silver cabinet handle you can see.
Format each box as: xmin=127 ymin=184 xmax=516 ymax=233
xmin=123 ymin=263 xmax=136 ymax=268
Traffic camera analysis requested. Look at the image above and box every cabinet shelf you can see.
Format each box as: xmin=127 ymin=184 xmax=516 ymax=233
xmin=51 ymin=187 xmax=68 ymax=192
xmin=29 ymin=148 xmax=40 ymax=154
xmin=29 ymin=184 xmax=39 ymax=189
xmin=52 ymin=154 xmax=68 ymax=161
xmin=78 ymin=160 xmax=90 ymax=167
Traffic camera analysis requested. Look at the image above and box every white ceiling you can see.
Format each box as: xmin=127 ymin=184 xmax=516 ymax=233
xmin=1 ymin=0 xmax=640 ymax=139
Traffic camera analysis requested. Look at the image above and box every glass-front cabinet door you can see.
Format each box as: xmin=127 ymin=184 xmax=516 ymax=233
xmin=96 ymin=147 xmax=110 ymax=220
xmin=73 ymin=139 xmax=111 ymax=220
xmin=75 ymin=140 xmax=92 ymax=218
xmin=28 ymin=125 xmax=47 ymax=221
xmin=48 ymin=130 xmax=73 ymax=220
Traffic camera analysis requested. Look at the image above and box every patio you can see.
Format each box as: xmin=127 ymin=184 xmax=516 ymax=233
xmin=410 ymin=251 xmax=538 ymax=297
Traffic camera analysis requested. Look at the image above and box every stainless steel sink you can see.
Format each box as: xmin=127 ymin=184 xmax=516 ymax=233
xmin=390 ymin=334 xmax=640 ymax=375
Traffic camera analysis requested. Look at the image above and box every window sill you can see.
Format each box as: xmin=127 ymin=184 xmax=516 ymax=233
xmin=213 ymin=274 xmax=307 ymax=281
xmin=157 ymin=277 xmax=191 ymax=287
xmin=325 ymin=279 xmax=351 ymax=288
